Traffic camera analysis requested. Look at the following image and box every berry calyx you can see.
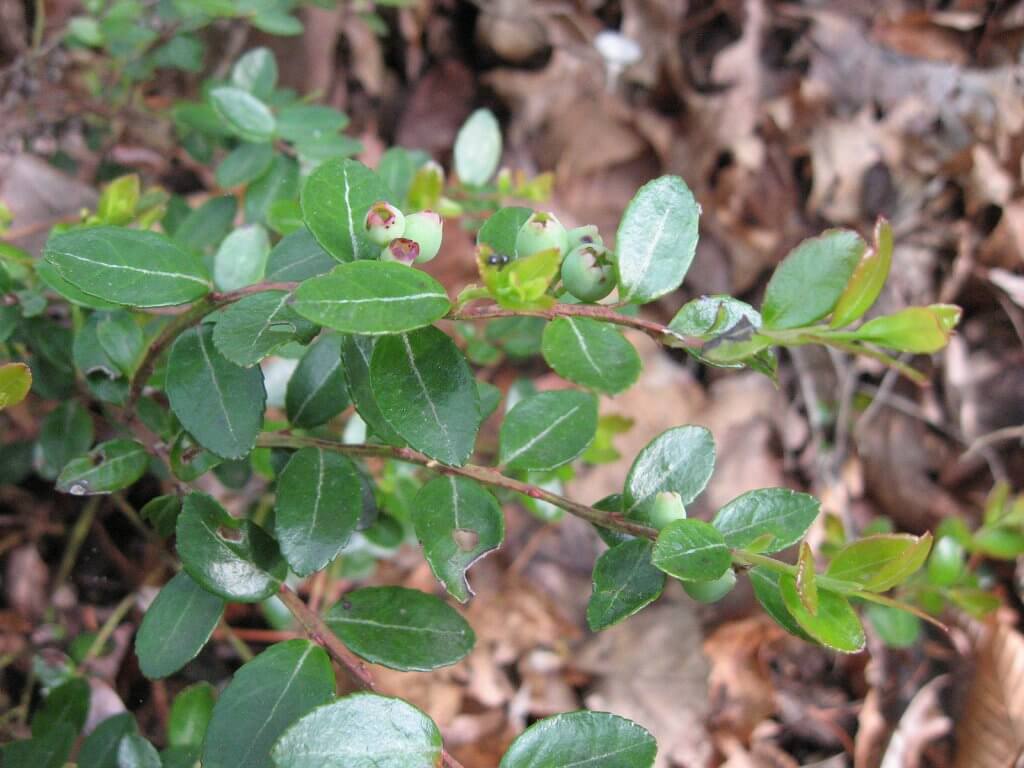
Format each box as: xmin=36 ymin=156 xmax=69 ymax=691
xmin=365 ymin=201 xmax=406 ymax=246
xmin=380 ymin=237 xmax=420 ymax=266
xmin=515 ymin=211 xmax=568 ymax=259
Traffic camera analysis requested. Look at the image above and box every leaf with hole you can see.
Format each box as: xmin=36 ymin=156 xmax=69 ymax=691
xmin=56 ymin=438 xmax=147 ymax=496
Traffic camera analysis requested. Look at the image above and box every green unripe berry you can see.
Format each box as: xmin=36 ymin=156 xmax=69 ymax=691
xmin=402 ymin=210 xmax=443 ymax=263
xmin=927 ymin=535 xmax=964 ymax=586
xmin=566 ymin=224 xmax=603 ymax=251
xmin=683 ymin=569 xmax=736 ymax=604
xmin=634 ymin=491 xmax=686 ymax=530
xmin=561 ymin=243 xmax=614 ymax=302
xmin=380 ymin=237 xmax=420 ymax=266
xmin=515 ymin=211 xmax=568 ymax=259
xmin=365 ymin=201 xmax=405 ymax=246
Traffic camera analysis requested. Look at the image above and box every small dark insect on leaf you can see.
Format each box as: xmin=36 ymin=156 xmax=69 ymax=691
xmin=486 ymin=252 xmax=511 ymax=269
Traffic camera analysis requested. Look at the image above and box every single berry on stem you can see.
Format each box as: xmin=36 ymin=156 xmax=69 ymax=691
xmin=403 ymin=210 xmax=443 ymax=263
xmin=561 ymin=243 xmax=614 ymax=302
xmin=515 ymin=211 xmax=568 ymax=259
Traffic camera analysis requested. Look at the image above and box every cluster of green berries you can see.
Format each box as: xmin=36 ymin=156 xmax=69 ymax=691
xmin=365 ymin=202 xmax=443 ymax=265
xmin=514 ymin=212 xmax=615 ymax=303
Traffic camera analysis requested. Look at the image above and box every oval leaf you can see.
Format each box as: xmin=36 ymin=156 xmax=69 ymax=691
xmin=0 ymin=362 xmax=31 ymax=410
xmin=166 ymin=324 xmax=266 ymax=459
xmin=624 ymin=425 xmax=715 ymax=518
xmin=587 ymin=539 xmax=666 ymax=631
xmin=615 ymin=175 xmax=700 ymax=304
xmin=339 ymin=333 xmax=405 ymax=445
xmin=541 ymin=316 xmax=641 ymax=395
xmin=477 ymin=206 xmax=532 ymax=255
xmin=212 ymin=291 xmax=316 ymax=367
xmin=292 ymin=261 xmax=450 ymax=334
xmin=203 ymin=640 xmax=334 ymax=768
xmin=325 ymin=586 xmax=474 ymax=671
xmin=500 ymin=711 xmax=656 ymax=768
xmin=454 ymin=108 xmax=502 ymax=186
xmin=825 ymin=533 xmax=932 ymax=592
xmin=209 ymin=86 xmax=276 ymax=143
xmin=846 ymin=304 xmax=961 ymax=353
xmin=56 ymin=438 xmax=147 ymax=496
xmin=748 ymin=566 xmax=812 ymax=641
xmin=370 ymin=327 xmax=479 ymax=465
xmin=285 ymin=334 xmax=349 ymax=429
xmin=265 ymin=228 xmax=336 ymax=282
xmin=168 ymin=683 xmax=215 ymax=748
xmin=77 ymin=713 xmax=137 ymax=768
xmin=712 ymin=488 xmax=820 ymax=553
xmin=499 ymin=389 xmax=598 ymax=471
xmin=652 ymin=518 xmax=731 ymax=582
xmin=271 ymin=692 xmax=442 ymax=768
xmin=176 ymin=492 xmax=286 ymax=602
xmin=44 ymin=227 xmax=210 ymax=308
xmin=777 ymin=574 xmax=865 ymax=653
xmin=275 ymin=448 xmax=361 ymax=576
xmin=136 ymin=573 xmax=224 ymax=679
xmin=212 ymin=224 xmax=270 ymax=291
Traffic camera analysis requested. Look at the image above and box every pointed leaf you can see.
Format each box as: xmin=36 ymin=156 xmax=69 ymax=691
xmin=712 ymin=488 xmax=820 ymax=553
xmin=541 ymin=316 xmax=641 ymax=394
xmin=830 ymin=218 xmax=893 ymax=328
xmin=213 ymin=291 xmax=316 ymax=367
xmin=587 ymin=539 xmax=665 ymax=631
xmin=748 ymin=566 xmax=813 ymax=641
xmin=499 ymin=389 xmax=598 ymax=471
xmin=292 ymin=261 xmax=450 ymax=334
xmin=796 ymin=541 xmax=819 ymax=614
xmin=500 ymin=711 xmax=656 ymax=768
xmin=825 ymin=533 xmax=932 ymax=592
xmin=285 ymin=334 xmax=349 ymax=428
xmin=44 ymin=227 xmax=210 ymax=307
xmin=844 ymin=304 xmax=961 ymax=353
xmin=652 ymin=518 xmax=731 ymax=582
xmin=778 ymin=574 xmax=865 ymax=652
xmin=624 ymin=425 xmax=715 ymax=518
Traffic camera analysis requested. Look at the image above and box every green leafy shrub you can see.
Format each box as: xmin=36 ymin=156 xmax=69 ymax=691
xmin=4 ymin=26 xmax=1009 ymax=767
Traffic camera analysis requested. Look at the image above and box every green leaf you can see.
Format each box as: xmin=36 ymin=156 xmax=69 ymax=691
xmin=761 ymin=229 xmax=865 ymax=330
xmin=0 ymin=362 xmax=31 ymax=409
xmin=285 ymin=334 xmax=349 ymax=428
xmin=477 ymin=206 xmax=532 ymax=256
xmin=796 ymin=541 xmax=819 ymax=614
xmin=777 ymin=574 xmax=865 ymax=652
xmin=712 ymin=488 xmax=820 ymax=553
xmin=370 ymin=327 xmax=479 ymax=465
xmin=377 ymin=146 xmax=427 ymax=202
xmin=541 ymin=317 xmax=641 ymax=395
xmin=830 ymin=219 xmax=893 ymax=328
xmin=842 ymin=304 xmax=961 ymax=353
xmin=482 ymin=247 xmax=561 ymax=310
xmin=44 ymin=226 xmax=211 ymax=307
xmin=32 ymin=677 xmax=90 ymax=738
xmin=265 ymin=228 xmax=336 ymax=282
xmin=96 ymin=174 xmax=139 ymax=225
xmin=210 ymin=86 xmax=276 ymax=143
xmin=173 ymin=195 xmax=237 ymax=253
xmin=36 ymin=258 xmax=121 ymax=309
xmin=216 ymin=142 xmax=274 ymax=188
xmin=246 ymin=154 xmax=299 ymax=224
xmin=135 ymin=571 xmax=225 ymax=678
xmin=972 ymin=526 xmax=1024 ymax=559
xmin=615 ymin=175 xmax=701 ymax=304
xmin=339 ymin=334 xmax=405 ymax=445
xmin=652 ymin=518 xmax=731 ymax=582
xmin=271 ymin=693 xmax=442 ymax=768
xmin=167 ymin=324 xmax=266 ymax=459
xmin=454 ymin=108 xmax=501 ymax=186
xmin=276 ymin=105 xmax=348 ymax=144
xmin=275 ymin=448 xmax=361 ymax=576
xmin=825 ymin=533 xmax=932 ymax=592
xmin=325 ymin=586 xmax=474 ymax=671
xmin=38 ymin=400 xmax=94 ymax=479
xmin=499 ymin=711 xmax=656 ymax=768
xmin=168 ymin=683 xmax=215 ymax=748
xmin=203 ymin=640 xmax=334 ymax=768
xmin=213 ymin=224 xmax=270 ymax=291
xmin=140 ymin=495 xmax=181 ymax=537
xmin=292 ymin=261 xmax=451 ymax=334
xmin=865 ymin=602 xmax=921 ymax=648
xmin=587 ymin=539 xmax=665 ymax=631
xmin=176 ymin=492 xmax=286 ymax=602
xmin=748 ymin=567 xmax=813 ymax=641
xmin=56 ymin=438 xmax=147 ymax=496
xmin=412 ymin=476 xmax=504 ymax=603
xmin=213 ymin=291 xmax=316 ymax=367
xmin=624 ymin=425 xmax=715 ymax=519
xmin=78 ymin=713 xmax=137 ymax=768
xmin=231 ymin=47 xmax=277 ymax=100
xmin=96 ymin=312 xmax=143 ymax=375
xmin=3 ymin=724 xmax=76 ymax=768
xmin=499 ymin=389 xmax=598 ymax=471
xmin=116 ymin=733 xmax=161 ymax=768
xmin=301 ymin=158 xmax=394 ymax=262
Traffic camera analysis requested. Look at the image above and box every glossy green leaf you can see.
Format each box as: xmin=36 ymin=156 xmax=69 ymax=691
xmin=370 ymin=327 xmax=479 ymax=465
xmin=412 ymin=475 xmax=504 ymax=603
xmin=231 ymin=47 xmax=277 ymax=100
xmin=210 ymin=86 xmax=276 ymax=143
xmin=826 ymin=533 xmax=932 ymax=592
xmin=325 ymin=586 xmax=474 ymax=671
xmin=712 ymin=488 xmax=819 ymax=553
xmin=587 ymin=539 xmax=665 ymax=631
xmin=32 ymin=677 xmax=90 ymax=738
xmin=843 ymin=304 xmax=961 ymax=353
xmin=500 ymin=711 xmax=656 ymax=768
xmin=2 ymin=724 xmax=75 ymax=768
xmin=38 ymin=400 xmax=94 ymax=479
xmin=168 ymin=683 xmax=215 ymax=748
xmin=285 ymin=334 xmax=349 ymax=428
xmin=166 ymin=324 xmax=266 ymax=459
xmin=301 ymin=158 xmax=394 ymax=262
xmin=652 ymin=518 xmax=731 ymax=582
xmin=454 ymin=108 xmax=501 ymax=186
xmin=761 ymin=229 xmax=865 ymax=329
xmin=56 ymin=438 xmax=147 ymax=496
xmin=972 ymin=526 xmax=1024 ymax=559
xmin=376 ymin=146 xmax=426 ymax=202
xmin=541 ymin=317 xmax=641 ymax=395
xmin=477 ymin=206 xmax=531 ymax=256
xmin=135 ymin=571 xmax=225 ymax=678
xmin=116 ymin=733 xmax=161 ymax=768
xmin=748 ymin=566 xmax=812 ymax=641
xmin=265 ymin=228 xmax=336 ymax=282
xmin=176 ymin=492 xmax=286 ymax=602
xmin=203 ymin=640 xmax=334 ymax=768
xmin=216 ymin=142 xmax=275 ymax=188
xmin=78 ymin=713 xmax=137 ymax=768
xmin=213 ymin=291 xmax=316 ymax=367
xmin=36 ymin=258 xmax=121 ymax=309
xmin=44 ymin=226 xmax=211 ymax=307
xmin=140 ymin=495 xmax=181 ymax=537
xmin=213 ymin=224 xmax=270 ymax=291
xmin=615 ymin=174 xmax=701 ymax=304
xmin=0 ymin=362 xmax=31 ymax=409
xmin=293 ymin=261 xmax=450 ymax=334
xmin=777 ymin=574 xmax=865 ymax=652
xmin=830 ymin=218 xmax=893 ymax=328
xmin=271 ymin=693 xmax=442 ymax=768
xmin=338 ymin=334 xmax=404 ymax=445
xmin=275 ymin=448 xmax=361 ymax=576
xmin=96 ymin=312 xmax=143 ymax=375
xmin=624 ymin=426 xmax=715 ymax=521
xmin=499 ymin=389 xmax=598 ymax=471
xmin=96 ymin=174 xmax=140 ymax=225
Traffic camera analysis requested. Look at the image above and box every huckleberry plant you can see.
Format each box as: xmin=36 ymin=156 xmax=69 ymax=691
xmin=0 ymin=37 xmax=992 ymax=768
